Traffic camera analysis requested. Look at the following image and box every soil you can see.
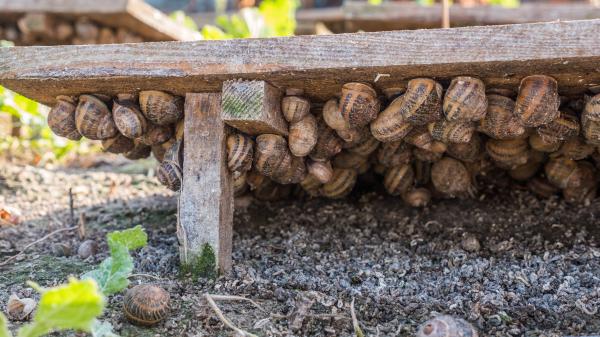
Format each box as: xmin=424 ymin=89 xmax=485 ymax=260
xmin=0 ymin=161 xmax=599 ymax=337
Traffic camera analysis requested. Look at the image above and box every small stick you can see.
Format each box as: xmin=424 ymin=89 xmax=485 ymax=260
xmin=351 ymin=298 xmax=365 ymax=337
xmin=128 ymin=273 xmax=164 ymax=280
xmin=442 ymin=0 xmax=450 ymax=29
xmin=207 ymin=294 xmax=267 ymax=313
xmin=204 ymin=293 xmax=259 ymax=337
xmin=0 ymin=226 xmax=77 ymax=267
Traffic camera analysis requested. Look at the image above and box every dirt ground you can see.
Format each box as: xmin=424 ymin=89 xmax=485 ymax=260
xmin=0 ymin=160 xmax=599 ymax=337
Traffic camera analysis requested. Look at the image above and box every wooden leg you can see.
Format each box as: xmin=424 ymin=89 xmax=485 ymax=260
xmin=178 ymin=93 xmax=233 ymax=278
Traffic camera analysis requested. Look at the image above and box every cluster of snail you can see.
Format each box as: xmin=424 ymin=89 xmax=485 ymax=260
xmin=1 ymin=14 xmax=143 ymax=46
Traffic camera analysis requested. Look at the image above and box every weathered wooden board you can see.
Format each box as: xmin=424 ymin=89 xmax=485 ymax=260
xmin=179 ymin=93 xmax=233 ymax=276
xmin=2 ymin=20 xmax=600 ymax=106
xmin=0 ymin=0 xmax=200 ymax=41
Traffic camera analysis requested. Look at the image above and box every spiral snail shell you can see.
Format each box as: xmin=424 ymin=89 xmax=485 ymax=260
xmin=486 ymin=138 xmax=530 ymax=169
xmin=402 ymin=187 xmax=431 ymax=207
xmin=551 ymin=137 xmax=594 ymax=160
xmin=583 ymin=93 xmax=600 ymax=120
xmin=282 ymin=96 xmax=310 ymax=123
xmin=508 ymin=150 xmax=544 ymax=181
xmin=429 ymin=119 xmax=475 ymax=144
xmin=446 ymin=133 xmax=482 ymax=163
xmin=300 ymin=174 xmax=322 ymax=197
xmin=309 ymin=118 xmax=344 ymax=162
xmin=75 ymin=94 xmax=118 ymax=140
xmin=139 ymin=90 xmax=183 ymax=126
xmin=377 ymin=141 xmax=412 ymax=167
xmin=289 ymin=113 xmax=318 ymax=157
xmin=370 ymin=95 xmax=414 ymax=142
xmin=321 ymin=168 xmax=357 ymax=199
xmin=157 ymin=140 xmax=183 ymax=191
xmin=333 ymin=151 xmax=368 ymax=170
xmin=443 ymin=76 xmax=488 ymax=122
xmin=401 ymin=78 xmax=443 ymax=126
xmin=514 ymin=75 xmax=560 ymax=127
xmin=383 ymin=164 xmax=414 ymax=196
xmin=307 ymin=159 xmax=333 ymax=184
xmin=254 ymin=134 xmax=293 ymax=180
xmin=112 ymin=95 xmax=148 ymax=139
xmin=123 ymin=284 xmax=170 ymax=326
xmin=416 ymin=315 xmax=478 ymax=337
xmin=479 ymin=94 xmax=525 ymax=140
xmin=536 ymin=111 xmax=580 ymax=142
xmin=226 ymin=133 xmax=254 ymax=173
xmin=545 ymin=157 xmax=578 ymax=189
xmin=563 ymin=161 xmax=597 ymax=203
xmin=102 ymin=134 xmax=135 ymax=154
xmin=346 ymin=133 xmax=380 ymax=157
xmin=431 ymin=157 xmax=473 ymax=197
xmin=322 ymin=98 xmax=349 ymax=131
xmin=273 ymin=155 xmax=307 ymax=184
xmin=337 ymin=126 xmax=370 ymax=147
xmin=48 ymin=95 xmax=82 ymax=140
xmin=529 ymin=132 xmax=562 ymax=153
xmin=233 ymin=171 xmax=248 ymax=197
xmin=124 ymin=140 xmax=152 ymax=160
xmin=339 ymin=82 xmax=380 ymax=128
xmin=405 ymin=127 xmax=438 ymax=152
xmin=140 ymin=123 xmax=173 ymax=146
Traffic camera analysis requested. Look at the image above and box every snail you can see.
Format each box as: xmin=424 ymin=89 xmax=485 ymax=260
xmin=377 ymin=141 xmax=412 ymax=167
xmin=346 ymin=134 xmax=380 ymax=157
xmin=370 ymin=95 xmax=414 ymax=142
xmin=527 ymin=175 xmax=559 ymax=198
xmin=75 ymin=94 xmax=118 ymax=140
xmin=429 ymin=119 xmax=475 ymax=144
xmin=431 ymin=157 xmax=473 ymax=197
xmin=123 ymin=284 xmax=170 ymax=326
xmin=233 ymin=171 xmax=248 ymax=197
xmin=400 ymin=78 xmax=443 ymax=125
xmin=139 ymin=90 xmax=183 ymax=126
xmin=273 ymin=155 xmax=307 ymax=185
xmin=583 ymin=93 xmax=600 ymax=120
xmin=508 ymin=150 xmax=545 ymax=181
xmin=139 ymin=123 xmax=173 ymax=146
xmin=529 ymin=132 xmax=563 ymax=153
xmin=254 ymin=134 xmax=293 ymax=180
xmin=550 ymin=137 xmax=594 ymax=160
xmin=333 ymin=151 xmax=369 ymax=170
xmin=300 ymin=174 xmax=322 ymax=197
xmin=309 ymin=118 xmax=344 ymax=162
xmin=486 ymin=138 xmax=530 ymax=169
xmin=152 ymin=139 xmax=175 ymax=162
xmin=514 ymin=75 xmax=560 ymax=127
xmin=582 ymin=113 xmax=600 ymax=144
xmin=545 ymin=157 xmax=578 ymax=189
xmin=102 ymin=134 xmax=135 ymax=154
xmin=47 ymin=95 xmax=82 ymax=140
xmin=321 ymin=168 xmax=357 ymax=199
xmin=307 ymin=160 xmax=333 ymax=183
xmin=124 ymin=140 xmax=152 ymax=160
xmin=226 ymin=133 xmax=254 ymax=172
xmin=282 ymin=95 xmax=310 ymax=123
xmin=402 ymin=187 xmax=431 ymax=207
xmin=443 ymin=76 xmax=488 ymax=122
xmin=536 ymin=111 xmax=580 ymax=142
xmin=337 ymin=126 xmax=370 ymax=147
xmin=479 ymin=94 xmax=525 ymax=140
xmin=416 ymin=315 xmax=478 ymax=337
xmin=339 ymin=82 xmax=380 ymax=128
xmin=562 ymin=161 xmax=597 ymax=203
xmin=289 ymin=113 xmax=318 ymax=157
xmin=322 ymin=98 xmax=349 ymax=131
xmin=157 ymin=140 xmax=183 ymax=191
xmin=112 ymin=94 xmax=148 ymax=139
xmin=413 ymin=147 xmax=444 ymax=162
xmin=383 ymin=164 xmax=414 ymax=196
xmin=405 ymin=127 xmax=442 ymax=152
xmin=446 ymin=133 xmax=482 ymax=163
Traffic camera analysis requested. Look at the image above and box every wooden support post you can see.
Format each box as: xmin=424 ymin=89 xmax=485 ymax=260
xmin=221 ymin=80 xmax=288 ymax=136
xmin=178 ymin=93 xmax=233 ymax=278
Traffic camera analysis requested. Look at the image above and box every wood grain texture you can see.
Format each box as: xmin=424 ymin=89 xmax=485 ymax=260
xmin=179 ymin=93 xmax=233 ymax=275
xmin=0 ymin=0 xmax=200 ymax=41
xmin=221 ymin=80 xmax=288 ymax=136
xmin=2 ymin=20 xmax=600 ymax=105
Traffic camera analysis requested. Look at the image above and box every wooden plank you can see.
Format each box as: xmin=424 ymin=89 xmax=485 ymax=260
xmin=221 ymin=80 xmax=288 ymax=136
xmin=0 ymin=0 xmax=201 ymax=41
xmin=179 ymin=93 xmax=233 ymax=277
xmin=2 ymin=20 xmax=600 ymax=105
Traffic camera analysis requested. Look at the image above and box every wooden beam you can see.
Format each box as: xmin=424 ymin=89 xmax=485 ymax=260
xmin=221 ymin=80 xmax=288 ymax=136
xmin=2 ymin=20 xmax=600 ymax=105
xmin=0 ymin=0 xmax=201 ymax=42
xmin=178 ymin=93 xmax=233 ymax=277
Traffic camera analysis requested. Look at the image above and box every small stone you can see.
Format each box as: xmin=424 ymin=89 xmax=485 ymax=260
xmin=6 ymin=294 xmax=36 ymax=321
xmin=461 ymin=234 xmax=481 ymax=252
xmin=51 ymin=243 xmax=72 ymax=257
xmin=77 ymin=240 xmax=98 ymax=259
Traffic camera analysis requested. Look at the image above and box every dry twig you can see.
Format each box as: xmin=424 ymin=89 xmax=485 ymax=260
xmin=204 ymin=293 xmax=259 ymax=337
xmin=351 ymin=298 xmax=365 ymax=337
xmin=0 ymin=226 xmax=77 ymax=267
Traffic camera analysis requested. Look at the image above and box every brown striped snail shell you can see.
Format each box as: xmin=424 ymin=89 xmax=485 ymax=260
xmin=486 ymin=138 xmax=530 ymax=169
xmin=413 ymin=147 xmax=444 ymax=162
xmin=124 ymin=140 xmax=152 ymax=160
xmin=377 ymin=141 xmax=412 ymax=167
xmin=514 ymin=75 xmax=560 ymax=127
xmin=563 ymin=162 xmax=597 ymax=203
xmin=300 ymin=174 xmax=322 ymax=197
xmin=123 ymin=284 xmax=170 ymax=326
xmin=322 ymin=98 xmax=349 ymax=131
xmin=431 ymin=157 xmax=473 ymax=197
xmin=508 ymin=150 xmax=544 ymax=181
xmin=273 ymin=155 xmax=307 ymax=184
xmin=157 ymin=159 xmax=183 ymax=191
xmin=551 ymin=137 xmax=595 ymax=160
xmin=139 ymin=90 xmax=183 ymax=126
xmin=583 ymin=93 xmax=600 ymax=121
xmin=429 ymin=119 xmax=475 ymax=144
xmin=527 ymin=176 xmax=559 ymax=198
xmin=446 ymin=133 xmax=482 ymax=163
xmin=140 ymin=123 xmax=173 ymax=146
xmin=254 ymin=134 xmax=293 ymax=179
xmin=581 ymin=110 xmax=600 ymax=143
xmin=443 ymin=76 xmax=488 ymax=122
xmin=112 ymin=96 xmax=148 ymax=139
xmin=75 ymin=94 xmax=118 ymax=140
xmin=226 ymin=133 xmax=254 ymax=172
xmin=321 ymin=168 xmax=357 ymax=199
xmin=233 ymin=171 xmax=248 ymax=197
xmin=282 ymin=96 xmax=310 ymax=123
xmin=537 ymin=111 xmax=580 ymax=142
xmin=405 ymin=127 xmax=437 ymax=152
xmin=102 ymin=134 xmax=135 ymax=154
xmin=479 ymin=94 xmax=525 ymax=140
xmin=333 ymin=151 xmax=368 ymax=170
xmin=401 ymin=78 xmax=443 ymax=126
xmin=529 ymin=132 xmax=562 ymax=153
xmin=545 ymin=157 xmax=578 ymax=189
xmin=383 ymin=164 xmax=414 ymax=196
xmin=416 ymin=315 xmax=478 ymax=337
xmin=346 ymin=134 xmax=380 ymax=157
xmin=309 ymin=118 xmax=344 ymax=161
xmin=339 ymin=82 xmax=380 ymax=128
xmin=370 ymin=95 xmax=414 ymax=142
xmin=402 ymin=187 xmax=431 ymax=207
xmin=48 ymin=95 xmax=82 ymax=140
xmin=253 ymin=179 xmax=292 ymax=201
xmin=289 ymin=114 xmax=318 ymax=157
xmin=307 ymin=159 xmax=333 ymax=184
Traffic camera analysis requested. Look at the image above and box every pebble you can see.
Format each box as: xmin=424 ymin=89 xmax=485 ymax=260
xmin=77 ymin=240 xmax=98 ymax=259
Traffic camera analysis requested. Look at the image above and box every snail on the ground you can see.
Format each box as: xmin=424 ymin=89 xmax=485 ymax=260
xmin=514 ymin=75 xmax=560 ymax=127
xmin=431 ymin=157 xmax=473 ymax=197
xmin=282 ymin=95 xmax=310 ymax=123
xmin=139 ymin=90 xmax=183 ymax=126
xmin=339 ymin=82 xmax=380 ymax=128
xmin=112 ymin=94 xmax=147 ymax=139
xmin=416 ymin=315 xmax=478 ymax=337
xmin=48 ymin=95 xmax=82 ymax=140
xmin=545 ymin=157 xmax=578 ymax=189
xmin=75 ymin=94 xmax=118 ymax=140
xmin=226 ymin=133 xmax=254 ymax=173
xmin=321 ymin=168 xmax=357 ymax=199
xmin=443 ymin=76 xmax=488 ymax=122
xmin=123 ymin=284 xmax=170 ymax=326
xmin=479 ymin=94 xmax=525 ymax=140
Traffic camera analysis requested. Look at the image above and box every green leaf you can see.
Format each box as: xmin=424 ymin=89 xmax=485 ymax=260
xmin=17 ymin=278 xmax=105 ymax=337
xmin=258 ymin=0 xmax=298 ymax=37
xmin=169 ymin=11 xmax=199 ymax=31
xmin=0 ymin=312 xmax=12 ymax=337
xmin=201 ymin=25 xmax=231 ymax=40
xmin=107 ymin=225 xmax=147 ymax=252
xmin=83 ymin=245 xmax=133 ymax=296
xmin=91 ymin=320 xmax=119 ymax=337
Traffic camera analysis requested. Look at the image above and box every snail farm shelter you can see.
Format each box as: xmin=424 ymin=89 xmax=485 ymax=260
xmin=2 ymin=19 xmax=600 ymax=275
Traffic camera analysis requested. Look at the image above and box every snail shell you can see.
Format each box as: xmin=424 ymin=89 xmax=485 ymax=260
xmin=289 ymin=114 xmax=318 ymax=157
xmin=401 ymin=78 xmax=443 ymax=125
xmin=416 ymin=315 xmax=478 ymax=337
xmin=338 ymin=126 xmax=370 ymax=147
xmin=443 ymin=76 xmax=488 ymax=122
xmin=527 ymin=176 xmax=559 ymax=198
xmin=486 ymin=138 xmax=530 ymax=169
xmin=123 ymin=284 xmax=170 ymax=326
xmin=309 ymin=118 xmax=344 ymax=162
xmin=346 ymin=133 xmax=380 ymax=157
xmin=102 ymin=134 xmax=135 ymax=154
xmin=48 ymin=95 xmax=82 ymax=140
xmin=545 ymin=157 xmax=578 ymax=189
xmin=582 ymin=113 xmax=600 ymax=143
xmin=551 ymin=137 xmax=595 ymax=160
xmin=514 ymin=75 xmax=560 ymax=127
xmin=254 ymin=134 xmax=293 ymax=179
xmin=307 ymin=159 xmax=333 ymax=183
xmin=139 ymin=90 xmax=183 ymax=126
xmin=537 ymin=111 xmax=580 ymax=142
xmin=446 ymin=133 xmax=482 ymax=163
xmin=405 ymin=127 xmax=438 ymax=152
xmin=321 ymin=168 xmax=357 ymax=199
xmin=333 ymin=151 xmax=368 ymax=170
xmin=479 ymin=94 xmax=525 ymax=140
xmin=322 ymin=98 xmax=349 ymax=131
xmin=583 ymin=93 xmax=600 ymax=121
xmin=377 ymin=141 xmax=412 ymax=167
xmin=431 ymin=157 xmax=472 ymax=197
xmin=402 ymin=187 xmax=431 ymax=207
xmin=563 ymin=162 xmax=597 ymax=203
xmin=282 ymin=96 xmax=310 ymax=123
xmin=413 ymin=147 xmax=444 ymax=162
xmin=75 ymin=94 xmax=118 ymax=140
xmin=233 ymin=171 xmax=248 ymax=197
xmin=226 ymin=133 xmax=254 ymax=172
xmin=273 ymin=155 xmax=307 ymax=184
xmin=508 ymin=150 xmax=544 ymax=181
xmin=340 ymin=82 xmax=380 ymax=128
xmin=157 ymin=159 xmax=183 ymax=191
xmin=529 ymin=132 xmax=563 ymax=153
xmin=124 ymin=140 xmax=152 ymax=160
xmin=112 ymin=97 xmax=148 ymax=139
xmin=370 ymin=95 xmax=414 ymax=142
xmin=429 ymin=119 xmax=475 ymax=144
xmin=383 ymin=164 xmax=414 ymax=196
xmin=140 ymin=123 xmax=173 ymax=146
xmin=6 ymin=294 xmax=36 ymax=321
xmin=300 ymin=174 xmax=322 ymax=197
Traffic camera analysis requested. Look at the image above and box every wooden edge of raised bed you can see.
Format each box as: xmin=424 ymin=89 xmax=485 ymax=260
xmin=1 ymin=19 xmax=600 ymax=106
xmin=0 ymin=0 xmax=201 ymax=42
